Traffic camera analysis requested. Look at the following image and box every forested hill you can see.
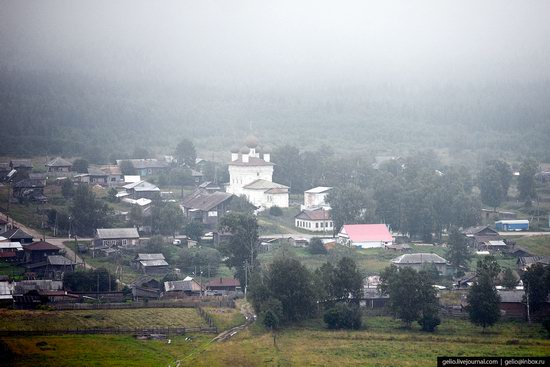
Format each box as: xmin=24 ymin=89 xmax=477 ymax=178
xmin=1 ymin=68 xmax=549 ymax=162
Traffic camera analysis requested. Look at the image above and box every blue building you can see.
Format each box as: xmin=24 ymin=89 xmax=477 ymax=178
xmin=495 ymin=220 xmax=529 ymax=232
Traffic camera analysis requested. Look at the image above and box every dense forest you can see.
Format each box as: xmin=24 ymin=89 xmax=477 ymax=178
xmin=1 ymin=68 xmax=549 ymax=163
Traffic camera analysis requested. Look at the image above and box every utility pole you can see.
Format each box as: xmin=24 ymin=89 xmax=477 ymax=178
xmin=244 ymin=260 xmax=248 ymax=297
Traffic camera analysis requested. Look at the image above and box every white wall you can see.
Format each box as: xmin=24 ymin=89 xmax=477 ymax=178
xmin=295 ymin=218 xmax=333 ymax=232
xmin=304 ymin=192 xmax=329 ymax=208
xmin=242 ymin=189 xmax=289 ymax=208
xmin=227 ymin=165 xmax=273 ymax=196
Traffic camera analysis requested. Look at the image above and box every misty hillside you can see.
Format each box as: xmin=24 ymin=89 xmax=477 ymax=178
xmin=1 ymin=68 xmax=549 ymax=162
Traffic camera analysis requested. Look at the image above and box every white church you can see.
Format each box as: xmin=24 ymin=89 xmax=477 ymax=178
xmin=225 ymin=136 xmax=289 ymax=209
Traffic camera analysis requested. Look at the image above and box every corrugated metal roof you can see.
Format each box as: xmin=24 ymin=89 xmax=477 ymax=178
xmin=304 ymin=186 xmax=332 ymax=194
xmin=45 ymin=157 xmax=72 ymax=167
xmin=47 ymin=255 xmax=76 ymax=266
xmin=140 ymin=260 xmax=169 ymax=267
xmin=164 ymin=279 xmax=201 ymax=292
xmin=243 ymin=179 xmax=288 ymax=190
xmin=295 ymin=208 xmax=331 ymax=221
xmin=339 ymin=224 xmax=393 ymax=242
xmin=182 ymin=190 xmax=233 ymax=211
xmin=135 ymin=253 xmax=165 ymax=261
xmin=96 ymin=228 xmax=140 ymax=239
xmin=0 ymin=242 xmax=23 ymax=250
xmin=391 ymin=253 xmax=448 ymax=265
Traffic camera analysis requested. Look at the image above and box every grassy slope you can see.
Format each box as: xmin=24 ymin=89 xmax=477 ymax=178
xmin=513 ymin=235 xmax=550 ymax=257
xmin=0 ymin=308 xmax=206 ymax=332
xmin=187 ymin=318 xmax=549 ymax=367
xmin=2 ymin=334 xmax=211 ymax=367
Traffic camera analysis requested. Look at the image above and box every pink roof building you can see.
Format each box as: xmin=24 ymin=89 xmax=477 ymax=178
xmin=337 ymin=224 xmax=393 ymax=248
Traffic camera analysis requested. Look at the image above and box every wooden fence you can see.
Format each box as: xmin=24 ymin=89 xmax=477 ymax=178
xmin=51 ymin=298 xmax=235 ymax=310
xmin=0 ymin=326 xmax=218 ymax=337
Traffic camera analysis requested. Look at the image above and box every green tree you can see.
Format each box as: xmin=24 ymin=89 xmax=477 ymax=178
xmin=70 ymin=185 xmax=113 ymax=236
xmin=169 ymin=168 xmax=193 ymax=197
xmin=71 ymin=158 xmax=89 ymax=173
xmin=379 ymin=266 xmax=440 ymax=330
xmin=61 ymin=179 xmax=74 ymax=198
xmin=518 ymin=159 xmax=538 ymax=200
xmin=476 ymin=256 xmax=501 ymax=281
xmin=323 ymin=303 xmax=362 ymax=330
xmin=179 ymin=246 xmax=222 ymax=276
xmin=175 ymin=138 xmax=197 ymax=168
xmin=227 ymin=195 xmax=256 ymax=213
xmin=218 ymin=213 xmax=259 ymax=287
xmin=326 ymin=184 xmax=376 ymax=235
xmin=272 ymin=144 xmax=303 ymax=193
xmin=266 ymin=256 xmax=315 ymax=322
xmin=184 ymin=221 xmax=204 ymax=242
xmin=119 ymin=160 xmax=136 ymax=175
xmin=501 ymin=268 xmax=518 ymax=290
xmin=466 ymin=272 xmax=501 ymax=331
xmin=159 ymin=203 xmax=184 ymax=237
xmin=333 ymin=257 xmax=363 ymax=302
xmin=269 ymin=206 xmax=283 ymax=216
xmin=446 ymin=226 xmax=471 ymax=276
xmin=308 ymin=237 xmax=327 ymax=255
xmin=479 ymin=166 xmax=505 ymax=210
xmin=129 ymin=205 xmax=144 ymax=228
xmin=485 ymin=160 xmax=513 ymax=195
xmin=522 ymin=263 xmax=550 ymax=319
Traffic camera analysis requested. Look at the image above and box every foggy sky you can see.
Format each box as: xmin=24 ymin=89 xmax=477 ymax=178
xmin=1 ymin=0 xmax=550 ymax=86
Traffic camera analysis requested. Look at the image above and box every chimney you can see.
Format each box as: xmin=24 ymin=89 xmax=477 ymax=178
xmin=263 ymin=153 xmax=270 ymax=163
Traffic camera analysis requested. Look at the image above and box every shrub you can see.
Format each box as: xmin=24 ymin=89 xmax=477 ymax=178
xmin=418 ymin=311 xmax=441 ymax=332
xmin=308 ymin=237 xmax=327 ymax=255
xmin=323 ymin=303 xmax=362 ymax=330
xmin=269 ymin=206 xmax=283 ymax=216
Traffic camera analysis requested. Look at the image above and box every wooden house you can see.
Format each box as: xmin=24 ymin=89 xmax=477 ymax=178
xmin=12 ymin=179 xmax=47 ymax=202
xmin=182 ymin=189 xmax=233 ymax=229
xmin=45 ymin=157 xmax=72 ymax=173
xmin=0 ymin=228 xmax=34 ymax=244
xmin=94 ymin=228 xmax=140 ymax=249
xmin=132 ymin=253 xmax=169 ymax=275
xmin=23 ymin=241 xmax=61 ymax=263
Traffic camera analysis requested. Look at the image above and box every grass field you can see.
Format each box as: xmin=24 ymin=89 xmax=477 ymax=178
xmin=0 ymin=308 xmax=206 ymax=332
xmin=185 ymin=317 xmax=550 ymax=367
xmin=4 ymin=316 xmax=546 ymax=367
xmin=514 ymin=235 xmax=550 ymax=257
xmin=1 ymin=334 xmax=212 ymax=367
xmin=204 ymin=306 xmax=246 ymax=331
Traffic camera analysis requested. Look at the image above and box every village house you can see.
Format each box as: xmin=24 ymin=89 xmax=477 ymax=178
xmin=362 ymin=275 xmax=389 ymax=309
xmin=498 ymin=290 xmax=550 ymax=319
xmin=119 ymin=180 xmax=160 ymax=200
xmin=94 ymin=228 xmax=140 ymax=249
xmin=226 ymin=136 xmax=289 ymax=209
xmin=206 ymin=278 xmax=241 ymax=294
xmin=130 ymin=275 xmax=163 ymax=300
xmin=73 ymin=166 xmax=109 ymax=185
xmin=100 ymin=165 xmax=124 ymax=186
xmin=45 ymin=157 xmax=72 ymax=173
xmin=462 ymin=225 xmax=501 ymax=249
xmin=198 ymin=181 xmax=222 ymax=193
xmin=10 ymin=159 xmax=33 ymax=176
xmin=0 ymin=281 xmax=13 ymax=307
xmin=0 ymin=242 xmax=23 ymax=263
xmin=390 ymin=253 xmax=454 ymax=276
xmin=132 ymin=253 xmax=169 ymax=275
xmin=303 ymin=186 xmax=332 ymax=210
xmin=337 ymin=224 xmax=393 ymax=248
xmin=0 ymin=228 xmax=34 ymax=244
xmin=23 ymin=241 xmax=61 ymax=263
xmin=116 ymin=159 xmax=169 ymax=177
xmin=517 ymin=256 xmax=550 ymax=271
xmin=181 ymin=189 xmax=234 ymax=229
xmin=481 ymin=240 xmax=508 ymax=252
xmin=12 ymin=178 xmax=47 ymax=202
xmin=26 ymin=255 xmax=76 ymax=280
xmin=295 ymin=207 xmax=333 ymax=233
xmin=164 ymin=277 xmax=203 ymax=297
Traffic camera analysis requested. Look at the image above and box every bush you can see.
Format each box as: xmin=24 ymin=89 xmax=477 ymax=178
xmin=323 ymin=303 xmax=362 ymax=330
xmin=308 ymin=237 xmax=327 ymax=255
xmin=418 ymin=311 xmax=441 ymax=332
xmin=543 ymin=318 xmax=550 ymax=338
xmin=269 ymin=206 xmax=283 ymax=216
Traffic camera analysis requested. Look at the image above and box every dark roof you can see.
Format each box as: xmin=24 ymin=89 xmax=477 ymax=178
xmin=24 ymin=241 xmax=60 ymax=251
xmin=182 ymin=190 xmax=233 ymax=212
xmin=462 ymin=226 xmax=499 ymax=236
xmin=47 ymin=255 xmax=75 ymax=266
xmin=207 ymin=278 xmax=241 ymax=288
xmin=96 ymin=228 xmax=140 ymax=239
xmin=45 ymin=157 xmax=72 ymax=167
xmin=10 ymin=159 xmax=32 ymax=168
xmin=295 ymin=208 xmax=331 ymax=221
xmin=0 ymin=228 xmax=33 ymax=240
xmin=13 ymin=179 xmax=45 ymax=189
xmin=0 ymin=218 xmax=7 ymax=225
xmin=508 ymin=246 xmax=533 ymax=257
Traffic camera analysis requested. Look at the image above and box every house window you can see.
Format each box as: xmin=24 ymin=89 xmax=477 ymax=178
xmin=121 ymin=239 xmax=128 ymax=246
xmin=316 ymin=223 xmax=319 ymax=228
